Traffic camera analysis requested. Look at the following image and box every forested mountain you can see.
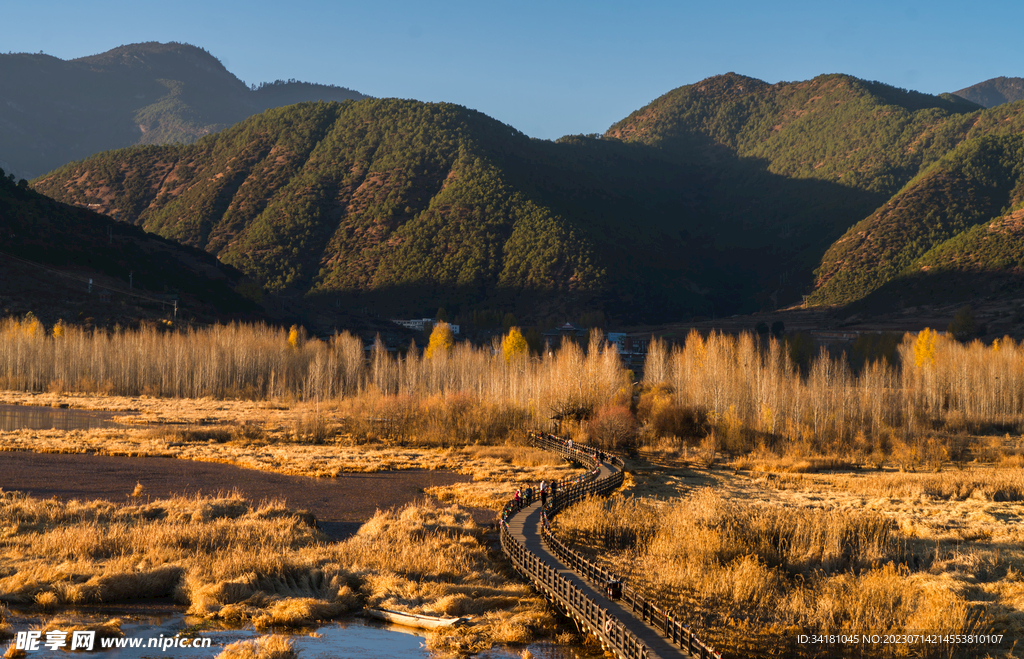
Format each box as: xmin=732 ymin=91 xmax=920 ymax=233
xmin=608 ymin=73 xmax=1024 ymax=308
xmin=0 ymin=166 xmax=259 ymax=325
xmin=32 ymin=99 xmax=721 ymax=322
xmin=606 ymin=73 xmax=984 ymax=196
xmin=810 ymin=134 xmax=1024 ymax=305
xmin=28 ymin=73 xmax=1024 ymax=321
xmin=954 ymin=77 xmax=1024 ymax=108
xmin=0 ymin=42 xmax=366 ymax=179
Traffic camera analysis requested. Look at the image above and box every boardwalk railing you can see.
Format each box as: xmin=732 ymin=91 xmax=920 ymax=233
xmin=542 ymin=523 xmax=720 ymax=658
xmin=499 ymin=432 xmax=720 ymax=659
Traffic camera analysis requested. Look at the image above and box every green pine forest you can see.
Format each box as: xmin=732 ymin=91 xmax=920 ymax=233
xmin=28 ymin=71 xmax=1024 ymax=323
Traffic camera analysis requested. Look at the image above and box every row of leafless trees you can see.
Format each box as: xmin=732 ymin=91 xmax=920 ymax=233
xmin=642 ymin=329 xmax=1024 ymax=452
xmin=4 ymin=315 xmax=1020 ymax=449
xmin=0 ymin=318 xmax=626 ymax=432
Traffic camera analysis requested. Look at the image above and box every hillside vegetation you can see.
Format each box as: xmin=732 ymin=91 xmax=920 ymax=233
xmin=606 ymin=73 xmax=985 ymax=196
xmin=811 ymin=134 xmax=1024 ymax=305
xmin=28 ymin=71 xmax=1024 ymax=318
xmin=0 ymin=166 xmax=258 ymax=325
xmin=33 ymin=99 xmax=737 ymax=322
xmin=608 ymin=73 xmax=1024 ymax=308
xmin=0 ymin=41 xmax=366 ymax=179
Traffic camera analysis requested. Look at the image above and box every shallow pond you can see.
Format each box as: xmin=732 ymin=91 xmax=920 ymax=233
xmin=0 ymin=450 xmax=486 ymax=538
xmin=4 ymin=606 xmax=583 ymax=658
xmin=0 ymin=404 xmax=127 ymax=431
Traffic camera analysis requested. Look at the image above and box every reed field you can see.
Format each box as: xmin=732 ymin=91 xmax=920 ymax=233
xmin=5 ymin=315 xmax=1024 ymax=656
xmin=0 ymin=318 xmax=626 ymax=446
xmin=0 ymin=490 xmax=560 ymax=657
xmin=554 ymin=480 xmax=1023 ymax=658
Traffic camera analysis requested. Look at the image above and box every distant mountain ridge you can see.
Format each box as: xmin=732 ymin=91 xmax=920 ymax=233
xmin=30 ymin=99 xmax=728 ymax=323
xmin=0 ymin=41 xmax=367 ymax=179
xmin=29 ymin=72 xmax=1024 ymax=322
xmin=953 ymin=77 xmax=1024 ymax=108
xmin=606 ymin=72 xmax=1024 ymax=309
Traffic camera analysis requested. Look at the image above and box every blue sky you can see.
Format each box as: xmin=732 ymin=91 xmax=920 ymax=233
xmin=3 ymin=0 xmax=1021 ymax=139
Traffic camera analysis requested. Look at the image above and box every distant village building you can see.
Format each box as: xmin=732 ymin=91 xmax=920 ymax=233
xmin=617 ymin=334 xmax=651 ymax=371
xmin=810 ymin=330 xmax=859 ymax=344
xmin=541 ymin=322 xmax=588 ymax=350
xmin=390 ymin=318 xmax=459 ymax=334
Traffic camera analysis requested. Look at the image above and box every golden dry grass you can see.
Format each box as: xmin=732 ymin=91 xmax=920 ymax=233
xmin=560 ymin=462 xmax=1024 ymax=658
xmin=216 ymin=635 xmax=298 ymax=659
xmin=0 ymin=490 xmax=556 ymax=656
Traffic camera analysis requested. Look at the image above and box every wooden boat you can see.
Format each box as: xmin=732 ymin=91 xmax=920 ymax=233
xmin=363 ymin=608 xmax=468 ymax=630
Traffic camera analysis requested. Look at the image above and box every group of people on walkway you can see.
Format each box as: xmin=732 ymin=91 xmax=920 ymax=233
xmin=512 ymin=435 xmax=612 ymax=512
xmin=513 ymin=478 xmax=558 ymax=510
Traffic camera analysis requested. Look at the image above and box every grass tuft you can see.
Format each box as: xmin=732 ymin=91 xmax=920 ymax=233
xmin=216 ymin=635 xmax=298 ymax=659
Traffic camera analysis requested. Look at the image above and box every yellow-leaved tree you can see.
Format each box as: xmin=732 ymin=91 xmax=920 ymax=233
xmin=502 ymin=327 xmax=528 ymax=363
xmin=287 ymin=325 xmax=303 ymax=350
xmin=913 ymin=328 xmax=937 ymax=368
xmin=424 ymin=322 xmax=454 ymax=359
xmin=20 ymin=312 xmax=42 ymax=338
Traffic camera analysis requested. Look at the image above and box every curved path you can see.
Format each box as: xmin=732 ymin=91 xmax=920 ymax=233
xmin=501 ymin=436 xmax=719 ymax=659
xmin=507 ymin=465 xmax=684 ymax=658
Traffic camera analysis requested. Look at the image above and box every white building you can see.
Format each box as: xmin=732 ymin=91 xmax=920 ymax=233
xmin=390 ymin=318 xmax=459 ymax=334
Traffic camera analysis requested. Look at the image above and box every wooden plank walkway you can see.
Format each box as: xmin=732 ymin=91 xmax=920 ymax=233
xmin=506 ymin=462 xmax=685 ymax=659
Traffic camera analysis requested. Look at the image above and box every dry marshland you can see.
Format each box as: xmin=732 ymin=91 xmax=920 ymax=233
xmin=0 ymin=418 xmax=583 ymax=511
xmin=0 ymin=490 xmax=566 ymax=656
xmin=556 ymin=461 xmax=1024 ymax=658
xmin=8 ymin=318 xmax=1024 ymax=656
xmin=0 ymin=319 xmax=613 ymax=655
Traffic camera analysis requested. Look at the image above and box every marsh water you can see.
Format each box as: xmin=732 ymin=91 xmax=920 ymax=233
xmin=0 ymin=404 xmax=128 ymax=431
xmin=4 ymin=606 xmax=583 ymax=658
xmin=0 ymin=409 xmax=586 ymax=658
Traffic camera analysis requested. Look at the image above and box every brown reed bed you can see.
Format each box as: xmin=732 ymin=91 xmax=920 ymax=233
xmin=216 ymin=635 xmax=298 ymax=659
xmin=0 ymin=490 xmax=560 ymax=656
xmin=558 ymin=459 xmax=1024 ymax=659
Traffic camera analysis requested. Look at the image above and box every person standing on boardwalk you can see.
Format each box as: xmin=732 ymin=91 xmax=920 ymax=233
xmin=539 ymin=480 xmax=547 ymax=507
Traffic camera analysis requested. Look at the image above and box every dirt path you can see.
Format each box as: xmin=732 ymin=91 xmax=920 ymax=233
xmin=0 ymin=451 xmax=488 ymax=539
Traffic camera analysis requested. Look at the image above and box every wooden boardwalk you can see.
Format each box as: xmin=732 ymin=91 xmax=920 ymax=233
xmin=505 ymin=462 xmax=687 ymax=659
